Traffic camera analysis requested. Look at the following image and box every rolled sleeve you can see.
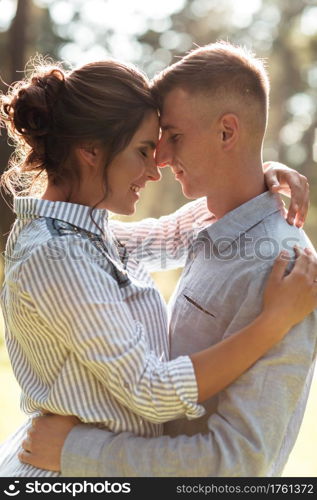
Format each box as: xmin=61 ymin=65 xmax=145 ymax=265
xmin=110 ymin=198 xmax=213 ymax=271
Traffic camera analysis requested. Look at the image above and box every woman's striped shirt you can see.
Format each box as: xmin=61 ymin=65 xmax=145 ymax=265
xmin=0 ymin=196 xmax=210 ymax=476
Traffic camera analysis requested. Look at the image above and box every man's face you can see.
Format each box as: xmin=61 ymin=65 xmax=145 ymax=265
xmin=155 ymin=88 xmax=222 ymax=199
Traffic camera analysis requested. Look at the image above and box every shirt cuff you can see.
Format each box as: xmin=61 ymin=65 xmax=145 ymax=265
xmin=169 ymin=355 xmax=206 ymax=420
xmin=61 ymin=424 xmax=109 ymax=477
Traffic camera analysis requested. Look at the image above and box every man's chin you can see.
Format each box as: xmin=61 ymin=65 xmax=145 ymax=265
xmin=181 ymin=184 xmax=203 ymax=200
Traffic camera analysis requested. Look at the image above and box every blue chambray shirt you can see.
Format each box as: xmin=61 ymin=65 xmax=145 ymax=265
xmin=61 ymin=192 xmax=317 ymax=477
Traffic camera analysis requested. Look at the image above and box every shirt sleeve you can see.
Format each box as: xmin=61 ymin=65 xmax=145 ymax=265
xmin=109 ymin=198 xmax=214 ymax=271
xmin=22 ymin=236 xmax=204 ymax=425
xmin=61 ymin=265 xmax=317 ymax=477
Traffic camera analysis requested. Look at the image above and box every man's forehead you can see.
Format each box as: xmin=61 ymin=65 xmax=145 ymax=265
xmin=159 ymin=88 xmax=192 ymax=129
xmin=160 ymin=91 xmax=210 ymax=130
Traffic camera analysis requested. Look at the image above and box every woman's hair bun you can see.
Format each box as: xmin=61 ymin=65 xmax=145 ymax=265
xmin=2 ymin=68 xmax=65 ymax=140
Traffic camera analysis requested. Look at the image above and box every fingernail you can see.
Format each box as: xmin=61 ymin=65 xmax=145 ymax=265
xmin=280 ymin=250 xmax=289 ymax=258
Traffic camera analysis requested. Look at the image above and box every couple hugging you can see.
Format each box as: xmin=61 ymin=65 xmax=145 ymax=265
xmin=0 ymin=41 xmax=316 ymax=477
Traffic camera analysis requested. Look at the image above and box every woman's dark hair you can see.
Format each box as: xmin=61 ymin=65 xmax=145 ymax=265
xmin=0 ymin=57 xmax=157 ymax=197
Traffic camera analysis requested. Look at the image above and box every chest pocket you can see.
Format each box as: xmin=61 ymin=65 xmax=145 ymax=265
xmin=170 ymin=286 xmax=223 ymax=358
xmin=183 ymin=292 xmax=217 ymax=318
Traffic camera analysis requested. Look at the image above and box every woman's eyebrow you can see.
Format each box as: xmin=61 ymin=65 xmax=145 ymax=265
xmin=139 ymin=140 xmax=157 ymax=149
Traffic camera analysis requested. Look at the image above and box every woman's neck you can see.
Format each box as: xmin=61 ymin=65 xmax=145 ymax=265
xmin=41 ymin=183 xmax=71 ymax=203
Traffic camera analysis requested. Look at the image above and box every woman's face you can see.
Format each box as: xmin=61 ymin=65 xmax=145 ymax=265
xmin=103 ymin=111 xmax=161 ymax=215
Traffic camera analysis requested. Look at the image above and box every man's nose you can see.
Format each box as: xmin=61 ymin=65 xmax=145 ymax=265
xmin=155 ymin=140 xmax=171 ymax=168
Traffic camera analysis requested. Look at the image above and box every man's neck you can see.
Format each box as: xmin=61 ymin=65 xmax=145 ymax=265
xmin=206 ymin=160 xmax=267 ymax=219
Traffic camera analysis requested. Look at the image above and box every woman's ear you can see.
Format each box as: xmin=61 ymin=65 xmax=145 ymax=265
xmin=219 ymin=113 xmax=239 ymax=150
xmin=77 ymin=143 xmax=100 ymax=168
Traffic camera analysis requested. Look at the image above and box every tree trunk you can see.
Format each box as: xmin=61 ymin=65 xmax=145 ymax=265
xmin=0 ymin=0 xmax=31 ymax=252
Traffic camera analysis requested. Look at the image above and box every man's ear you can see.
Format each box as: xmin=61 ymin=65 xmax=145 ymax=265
xmin=219 ymin=113 xmax=239 ymax=150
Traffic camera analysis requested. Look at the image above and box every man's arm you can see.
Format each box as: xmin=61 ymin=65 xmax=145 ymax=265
xmin=60 ymin=265 xmax=316 ymax=477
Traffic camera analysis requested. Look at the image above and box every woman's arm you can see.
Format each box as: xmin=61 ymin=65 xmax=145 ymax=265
xmin=263 ymin=161 xmax=309 ymax=227
xmin=110 ymin=197 xmax=213 ymax=272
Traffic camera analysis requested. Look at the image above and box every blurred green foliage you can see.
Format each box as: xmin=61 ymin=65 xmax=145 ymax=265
xmin=0 ymin=0 xmax=317 ymax=252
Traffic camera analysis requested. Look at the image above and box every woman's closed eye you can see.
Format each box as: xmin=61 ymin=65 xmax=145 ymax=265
xmin=139 ymin=149 xmax=148 ymax=158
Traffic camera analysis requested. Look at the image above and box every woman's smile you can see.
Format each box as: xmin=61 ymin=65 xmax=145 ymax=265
xmin=103 ymin=111 xmax=160 ymax=215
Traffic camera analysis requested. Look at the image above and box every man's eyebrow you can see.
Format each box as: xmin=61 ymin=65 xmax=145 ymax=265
xmin=139 ymin=140 xmax=157 ymax=149
xmin=160 ymin=124 xmax=177 ymax=131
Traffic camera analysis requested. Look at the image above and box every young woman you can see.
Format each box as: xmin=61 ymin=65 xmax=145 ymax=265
xmin=0 ymin=59 xmax=316 ymax=477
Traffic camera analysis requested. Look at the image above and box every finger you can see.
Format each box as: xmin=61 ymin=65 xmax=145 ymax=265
xmin=18 ymin=449 xmax=38 ymax=467
xmin=286 ymin=203 xmax=298 ymax=225
xmin=294 ymin=181 xmax=309 ymax=228
xmin=304 ymin=247 xmax=313 ymax=255
xmin=286 ymin=181 xmax=302 ymax=225
xmin=287 ymin=175 xmax=309 ymax=226
xmin=280 ymin=204 xmax=287 ymax=220
xmin=21 ymin=438 xmax=31 ymax=452
xmin=305 ymin=248 xmax=317 ymax=283
xmin=40 ymin=410 xmax=54 ymax=416
xmin=269 ymin=184 xmax=281 ymax=192
xmin=293 ymin=245 xmax=309 ymax=274
xmin=268 ymin=250 xmax=290 ymax=283
xmin=32 ymin=416 xmax=43 ymax=428
xmin=265 ymin=169 xmax=280 ymax=192
xmin=18 ymin=449 xmax=31 ymax=464
xmin=293 ymin=244 xmax=302 ymax=259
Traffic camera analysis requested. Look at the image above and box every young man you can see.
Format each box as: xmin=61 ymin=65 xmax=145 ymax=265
xmin=20 ymin=42 xmax=316 ymax=476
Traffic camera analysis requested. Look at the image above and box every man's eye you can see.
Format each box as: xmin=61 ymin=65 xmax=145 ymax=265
xmin=170 ymin=134 xmax=180 ymax=143
xmin=140 ymin=149 xmax=148 ymax=158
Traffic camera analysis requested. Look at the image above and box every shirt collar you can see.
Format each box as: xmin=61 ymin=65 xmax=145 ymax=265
xmin=199 ymin=191 xmax=283 ymax=249
xmin=14 ymin=197 xmax=108 ymax=237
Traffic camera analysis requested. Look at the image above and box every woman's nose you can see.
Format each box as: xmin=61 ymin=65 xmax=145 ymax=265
xmin=147 ymin=159 xmax=161 ymax=182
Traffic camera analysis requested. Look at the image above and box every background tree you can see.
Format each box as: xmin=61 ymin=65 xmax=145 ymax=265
xmin=1 ymin=0 xmax=316 ymax=248
xmin=0 ymin=0 xmax=69 ymax=251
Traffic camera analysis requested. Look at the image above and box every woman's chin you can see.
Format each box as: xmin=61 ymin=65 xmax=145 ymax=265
xmin=104 ymin=199 xmax=137 ymax=216
xmin=115 ymin=204 xmax=137 ymax=216
xmin=125 ymin=206 xmax=136 ymax=216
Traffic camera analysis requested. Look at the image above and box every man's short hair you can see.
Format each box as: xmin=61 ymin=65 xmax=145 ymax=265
xmin=152 ymin=41 xmax=270 ymax=132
